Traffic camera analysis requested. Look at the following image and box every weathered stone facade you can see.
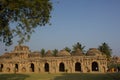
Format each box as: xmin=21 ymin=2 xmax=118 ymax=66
xmin=0 ymin=45 xmax=107 ymax=73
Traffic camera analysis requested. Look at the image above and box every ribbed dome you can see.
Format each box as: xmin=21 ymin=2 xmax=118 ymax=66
xmin=45 ymin=50 xmax=53 ymax=57
xmin=13 ymin=45 xmax=30 ymax=53
xmin=14 ymin=45 xmax=29 ymax=51
xmin=86 ymin=48 xmax=102 ymax=56
xmin=57 ymin=50 xmax=71 ymax=56
xmin=72 ymin=49 xmax=84 ymax=56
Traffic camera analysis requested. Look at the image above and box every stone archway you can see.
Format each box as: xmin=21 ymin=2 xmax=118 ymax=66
xmin=15 ymin=64 xmax=18 ymax=72
xmin=44 ymin=63 xmax=49 ymax=72
xmin=30 ymin=63 xmax=35 ymax=72
xmin=92 ymin=62 xmax=99 ymax=71
xmin=0 ymin=64 xmax=3 ymax=72
xmin=59 ymin=62 xmax=65 ymax=72
xmin=75 ymin=62 xmax=81 ymax=72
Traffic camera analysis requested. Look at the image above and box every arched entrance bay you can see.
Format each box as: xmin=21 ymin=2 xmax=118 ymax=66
xmin=15 ymin=64 xmax=18 ymax=72
xmin=59 ymin=62 xmax=65 ymax=72
xmin=75 ymin=62 xmax=81 ymax=72
xmin=44 ymin=63 xmax=49 ymax=72
xmin=92 ymin=62 xmax=99 ymax=71
xmin=30 ymin=63 xmax=35 ymax=72
xmin=0 ymin=64 xmax=3 ymax=72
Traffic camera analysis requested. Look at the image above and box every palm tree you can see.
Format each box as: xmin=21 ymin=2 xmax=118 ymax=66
xmin=64 ymin=47 xmax=71 ymax=53
xmin=98 ymin=42 xmax=112 ymax=59
xmin=52 ymin=49 xmax=58 ymax=57
xmin=72 ymin=42 xmax=85 ymax=53
xmin=41 ymin=48 xmax=45 ymax=57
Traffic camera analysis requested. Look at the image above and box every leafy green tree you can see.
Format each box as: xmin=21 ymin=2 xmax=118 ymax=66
xmin=98 ymin=42 xmax=112 ymax=59
xmin=72 ymin=42 xmax=85 ymax=53
xmin=0 ymin=0 xmax=52 ymax=46
xmin=64 ymin=47 xmax=71 ymax=53
xmin=52 ymin=49 xmax=58 ymax=57
xmin=41 ymin=48 xmax=45 ymax=57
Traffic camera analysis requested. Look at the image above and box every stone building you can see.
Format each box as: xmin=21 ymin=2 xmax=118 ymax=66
xmin=110 ymin=56 xmax=120 ymax=64
xmin=0 ymin=45 xmax=107 ymax=73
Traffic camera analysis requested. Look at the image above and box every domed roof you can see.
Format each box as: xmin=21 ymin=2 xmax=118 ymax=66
xmin=1 ymin=52 xmax=12 ymax=59
xmin=45 ymin=50 xmax=53 ymax=57
xmin=72 ymin=49 xmax=84 ymax=56
xmin=14 ymin=45 xmax=29 ymax=50
xmin=86 ymin=48 xmax=102 ymax=56
xmin=13 ymin=45 xmax=30 ymax=53
xmin=29 ymin=51 xmax=41 ymax=57
xmin=57 ymin=50 xmax=71 ymax=56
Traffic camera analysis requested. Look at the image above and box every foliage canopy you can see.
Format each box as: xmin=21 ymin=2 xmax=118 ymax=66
xmin=98 ymin=42 xmax=112 ymax=59
xmin=72 ymin=42 xmax=85 ymax=53
xmin=0 ymin=0 xmax=52 ymax=46
xmin=64 ymin=47 xmax=71 ymax=53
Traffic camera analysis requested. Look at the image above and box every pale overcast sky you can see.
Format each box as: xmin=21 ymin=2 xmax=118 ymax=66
xmin=0 ymin=0 xmax=120 ymax=56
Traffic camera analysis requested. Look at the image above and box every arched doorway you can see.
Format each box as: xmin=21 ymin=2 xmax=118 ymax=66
xmin=59 ymin=62 xmax=65 ymax=72
xmin=15 ymin=64 xmax=18 ymax=72
xmin=92 ymin=62 xmax=99 ymax=71
xmin=75 ymin=62 xmax=81 ymax=72
xmin=30 ymin=63 xmax=35 ymax=72
xmin=0 ymin=64 xmax=3 ymax=72
xmin=44 ymin=63 xmax=49 ymax=72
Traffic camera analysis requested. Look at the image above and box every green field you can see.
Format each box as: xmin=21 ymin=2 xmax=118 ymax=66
xmin=0 ymin=73 xmax=120 ymax=80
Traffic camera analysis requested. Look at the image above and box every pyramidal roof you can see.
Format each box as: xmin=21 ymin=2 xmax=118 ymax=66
xmin=45 ymin=50 xmax=53 ymax=57
xmin=57 ymin=50 xmax=71 ymax=56
xmin=86 ymin=48 xmax=102 ymax=56
xmin=72 ymin=48 xmax=84 ymax=56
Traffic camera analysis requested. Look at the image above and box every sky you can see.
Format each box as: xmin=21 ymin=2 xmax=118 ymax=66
xmin=0 ymin=0 xmax=120 ymax=56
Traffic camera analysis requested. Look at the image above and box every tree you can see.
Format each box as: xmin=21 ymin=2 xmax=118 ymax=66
xmin=0 ymin=0 xmax=52 ymax=46
xmin=72 ymin=42 xmax=85 ymax=53
xmin=52 ymin=49 xmax=58 ymax=57
xmin=40 ymin=48 xmax=45 ymax=57
xmin=98 ymin=42 xmax=112 ymax=59
xmin=64 ymin=47 xmax=71 ymax=53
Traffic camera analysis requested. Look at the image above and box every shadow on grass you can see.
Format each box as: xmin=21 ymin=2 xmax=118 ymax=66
xmin=53 ymin=73 xmax=120 ymax=80
xmin=0 ymin=73 xmax=29 ymax=80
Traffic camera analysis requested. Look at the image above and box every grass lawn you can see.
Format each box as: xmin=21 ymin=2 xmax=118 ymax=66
xmin=0 ymin=73 xmax=120 ymax=80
